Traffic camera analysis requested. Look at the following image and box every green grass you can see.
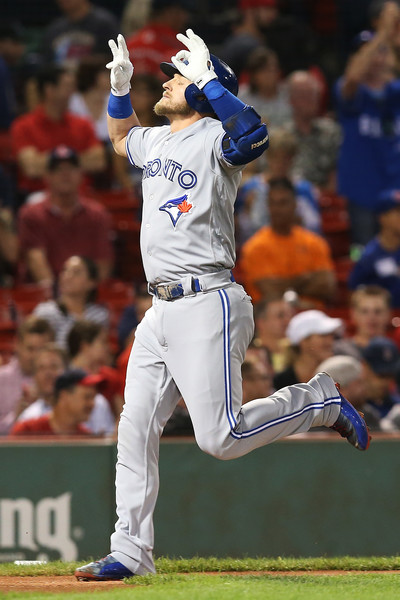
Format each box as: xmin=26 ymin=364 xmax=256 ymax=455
xmin=1 ymin=557 xmax=400 ymax=600
xmin=1 ymin=555 xmax=400 ymax=576
xmin=2 ymin=574 xmax=400 ymax=600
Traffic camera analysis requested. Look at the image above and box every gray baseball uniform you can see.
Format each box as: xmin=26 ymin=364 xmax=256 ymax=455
xmin=109 ymin=117 xmax=342 ymax=575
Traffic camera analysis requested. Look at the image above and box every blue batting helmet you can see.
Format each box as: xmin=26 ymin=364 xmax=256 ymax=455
xmin=160 ymin=54 xmax=238 ymax=114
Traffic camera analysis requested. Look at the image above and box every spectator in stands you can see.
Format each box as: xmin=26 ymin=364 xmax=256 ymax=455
xmin=367 ymin=0 xmax=400 ymax=77
xmin=335 ymin=2 xmax=400 ymax=247
xmin=348 ymin=190 xmax=400 ymax=307
xmin=360 ymin=336 xmax=400 ymax=429
xmin=117 ymin=283 xmax=153 ymax=351
xmin=222 ymin=0 xmax=316 ymax=78
xmin=0 ymin=206 xmax=18 ymax=287
xmin=256 ymin=0 xmax=317 ymax=76
xmin=121 ymin=0 xmax=152 ymax=37
xmin=18 ymin=146 xmax=114 ymax=286
xmin=113 ymin=74 xmax=166 ymax=192
xmin=0 ymin=21 xmax=34 ymax=120
xmin=273 ymin=309 xmax=342 ymax=389
xmin=315 ymin=355 xmax=367 ymax=414
xmin=238 ymin=47 xmax=292 ymax=129
xmin=242 ymin=346 xmax=274 ymax=404
xmin=252 ymin=295 xmax=293 ymax=372
xmin=237 ymin=128 xmax=321 ymax=245
xmin=285 ymin=70 xmax=341 ymax=190
xmin=69 ymin=55 xmax=110 ymax=144
xmin=33 ymin=255 xmax=109 ymax=349
xmin=10 ymin=64 xmax=106 ymax=199
xmin=0 ymin=316 xmax=54 ymax=434
xmin=15 ymin=343 xmax=66 ymax=421
xmin=240 ymin=177 xmax=336 ymax=306
xmin=39 ymin=0 xmax=119 ymax=66
xmin=10 ymin=368 xmax=102 ymax=436
xmin=69 ymin=55 xmax=118 ymax=190
xmin=67 ymin=319 xmax=124 ymax=418
xmin=16 ymin=337 xmax=115 ymax=435
xmin=218 ymin=1 xmax=267 ymax=79
xmin=126 ymin=0 xmax=191 ymax=81
xmin=0 ymin=22 xmax=25 ymax=129
xmin=349 ymin=285 xmax=392 ymax=349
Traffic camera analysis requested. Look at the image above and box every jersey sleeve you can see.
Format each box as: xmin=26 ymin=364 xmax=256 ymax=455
xmin=125 ymin=126 xmax=167 ymax=169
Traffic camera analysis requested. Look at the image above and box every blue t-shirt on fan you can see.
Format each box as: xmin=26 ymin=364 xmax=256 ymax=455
xmin=335 ymin=78 xmax=400 ymax=210
xmin=348 ymin=238 xmax=400 ymax=307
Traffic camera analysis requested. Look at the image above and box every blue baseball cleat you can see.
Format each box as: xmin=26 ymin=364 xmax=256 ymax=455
xmin=75 ymin=555 xmax=134 ymax=581
xmin=330 ymin=388 xmax=371 ymax=451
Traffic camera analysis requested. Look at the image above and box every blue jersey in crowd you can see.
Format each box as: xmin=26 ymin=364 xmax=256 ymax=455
xmin=348 ymin=237 xmax=400 ymax=307
xmin=335 ymin=78 xmax=400 ymax=210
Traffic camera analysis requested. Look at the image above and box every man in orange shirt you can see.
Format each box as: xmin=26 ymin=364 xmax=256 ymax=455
xmin=240 ymin=176 xmax=336 ymax=306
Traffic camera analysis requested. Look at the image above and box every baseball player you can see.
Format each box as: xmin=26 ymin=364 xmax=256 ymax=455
xmin=75 ymin=30 xmax=370 ymax=581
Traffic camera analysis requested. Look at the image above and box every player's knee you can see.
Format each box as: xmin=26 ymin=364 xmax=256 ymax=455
xmin=195 ymin=433 xmax=235 ymax=461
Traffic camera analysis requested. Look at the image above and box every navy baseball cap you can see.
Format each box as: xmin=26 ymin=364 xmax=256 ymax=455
xmin=376 ymin=189 xmax=400 ymax=214
xmin=55 ymin=369 xmax=104 ymax=394
xmin=48 ymin=145 xmax=79 ymax=171
xmin=361 ymin=336 xmax=400 ymax=376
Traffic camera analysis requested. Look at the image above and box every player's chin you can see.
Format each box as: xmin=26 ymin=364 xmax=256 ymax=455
xmin=154 ymin=99 xmax=193 ymax=117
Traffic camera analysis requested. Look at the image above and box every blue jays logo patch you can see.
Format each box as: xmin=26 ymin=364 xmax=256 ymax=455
xmin=159 ymin=195 xmax=193 ymax=227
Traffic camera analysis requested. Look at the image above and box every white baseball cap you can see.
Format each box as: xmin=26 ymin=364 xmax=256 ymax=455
xmin=286 ymin=310 xmax=343 ymax=345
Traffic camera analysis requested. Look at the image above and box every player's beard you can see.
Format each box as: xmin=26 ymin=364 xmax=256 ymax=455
xmin=154 ymin=97 xmax=193 ymax=117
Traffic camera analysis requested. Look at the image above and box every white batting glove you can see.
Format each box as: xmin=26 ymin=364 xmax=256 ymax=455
xmin=106 ymin=34 xmax=134 ymax=96
xmin=171 ymin=29 xmax=217 ymax=89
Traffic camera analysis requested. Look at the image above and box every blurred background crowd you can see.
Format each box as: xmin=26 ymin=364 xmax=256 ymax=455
xmin=2 ymin=0 xmax=400 ymax=438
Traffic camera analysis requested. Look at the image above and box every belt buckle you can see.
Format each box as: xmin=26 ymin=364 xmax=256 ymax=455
xmin=157 ymin=283 xmax=184 ymax=300
xmin=156 ymin=285 xmax=170 ymax=300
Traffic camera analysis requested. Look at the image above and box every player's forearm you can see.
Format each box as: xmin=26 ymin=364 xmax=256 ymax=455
xmin=107 ymin=93 xmax=141 ymax=157
xmin=342 ymin=38 xmax=385 ymax=98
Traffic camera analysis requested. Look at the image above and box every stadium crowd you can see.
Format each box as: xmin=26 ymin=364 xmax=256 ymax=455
xmin=2 ymin=0 xmax=400 ymax=437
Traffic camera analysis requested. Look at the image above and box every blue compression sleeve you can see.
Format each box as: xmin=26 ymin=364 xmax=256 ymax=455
xmin=107 ymin=92 xmax=133 ymax=119
xmin=202 ymin=80 xmax=245 ymax=122
xmin=202 ymin=79 xmax=269 ymax=164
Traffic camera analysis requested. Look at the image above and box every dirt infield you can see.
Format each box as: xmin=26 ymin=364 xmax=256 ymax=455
xmin=0 ymin=571 xmax=399 ymax=592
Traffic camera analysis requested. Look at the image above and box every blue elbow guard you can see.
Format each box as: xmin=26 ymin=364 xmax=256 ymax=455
xmin=222 ymin=123 xmax=269 ymax=165
xmin=222 ymin=105 xmax=262 ymax=140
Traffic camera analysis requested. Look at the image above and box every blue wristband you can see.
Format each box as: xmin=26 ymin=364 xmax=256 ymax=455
xmin=107 ymin=92 xmax=133 ymax=119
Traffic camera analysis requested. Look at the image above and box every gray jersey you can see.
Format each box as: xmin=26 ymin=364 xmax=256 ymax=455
xmin=125 ymin=117 xmax=243 ymax=284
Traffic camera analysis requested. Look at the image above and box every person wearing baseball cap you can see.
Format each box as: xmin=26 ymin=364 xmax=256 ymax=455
xmin=349 ymin=189 xmax=400 ymax=308
xmin=273 ymin=310 xmax=343 ymax=389
xmin=47 ymin=145 xmax=80 ymax=170
xmin=10 ymin=368 xmax=103 ymax=436
xmin=361 ymin=336 xmax=400 ymax=428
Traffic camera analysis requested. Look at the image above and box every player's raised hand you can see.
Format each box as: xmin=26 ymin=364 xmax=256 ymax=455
xmin=106 ymin=34 xmax=134 ymax=96
xmin=171 ymin=29 xmax=217 ymax=89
